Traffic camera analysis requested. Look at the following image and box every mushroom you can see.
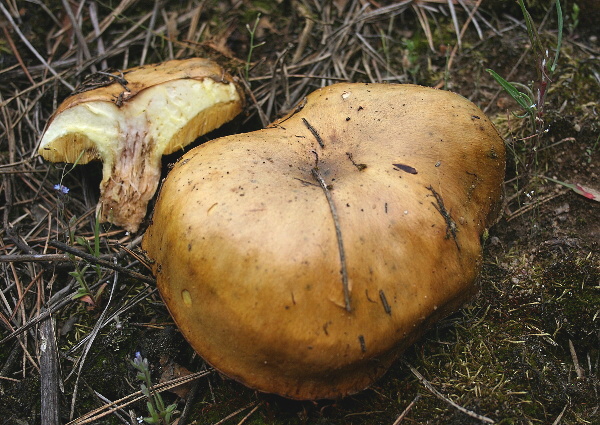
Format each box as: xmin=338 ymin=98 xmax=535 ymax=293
xmin=142 ymin=83 xmax=505 ymax=400
xmin=39 ymin=58 xmax=244 ymax=232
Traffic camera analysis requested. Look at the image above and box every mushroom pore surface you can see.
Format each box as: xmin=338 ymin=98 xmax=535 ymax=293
xmin=142 ymin=83 xmax=506 ymax=400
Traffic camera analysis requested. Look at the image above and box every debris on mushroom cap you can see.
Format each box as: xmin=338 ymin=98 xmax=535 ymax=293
xmin=142 ymin=83 xmax=506 ymax=400
xmin=39 ymin=58 xmax=244 ymax=232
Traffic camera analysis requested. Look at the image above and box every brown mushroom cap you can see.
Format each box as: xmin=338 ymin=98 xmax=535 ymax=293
xmin=39 ymin=58 xmax=244 ymax=232
xmin=142 ymin=83 xmax=505 ymax=400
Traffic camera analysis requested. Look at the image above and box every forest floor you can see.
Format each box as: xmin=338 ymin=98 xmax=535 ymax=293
xmin=0 ymin=1 xmax=598 ymax=424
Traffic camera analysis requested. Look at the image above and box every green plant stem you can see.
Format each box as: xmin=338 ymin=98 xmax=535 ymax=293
xmin=245 ymin=13 xmax=265 ymax=83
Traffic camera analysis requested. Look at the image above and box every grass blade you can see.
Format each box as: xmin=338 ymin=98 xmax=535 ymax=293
xmin=486 ymin=69 xmax=533 ymax=112
xmin=550 ymin=0 xmax=563 ymax=73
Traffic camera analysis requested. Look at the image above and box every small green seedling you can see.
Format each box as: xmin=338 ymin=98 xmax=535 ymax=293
xmin=486 ymin=69 xmax=536 ymax=119
xmin=69 ymin=211 xmax=105 ymax=307
xmin=245 ymin=13 xmax=266 ymax=82
xmin=132 ymin=352 xmax=177 ymax=425
xmin=486 ymin=0 xmax=564 ymax=177
xmin=585 ymin=134 xmax=599 ymax=164
xmin=568 ymin=3 xmax=580 ymax=34
xmin=486 ymin=0 xmax=563 ymax=131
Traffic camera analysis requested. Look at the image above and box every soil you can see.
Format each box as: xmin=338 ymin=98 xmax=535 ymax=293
xmin=0 ymin=1 xmax=598 ymax=425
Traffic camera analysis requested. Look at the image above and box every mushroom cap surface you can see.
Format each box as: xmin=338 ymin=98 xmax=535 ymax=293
xmin=39 ymin=58 xmax=243 ymax=232
xmin=142 ymin=83 xmax=505 ymax=399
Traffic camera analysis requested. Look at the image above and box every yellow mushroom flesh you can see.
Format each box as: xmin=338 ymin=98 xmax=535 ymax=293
xmin=39 ymin=58 xmax=243 ymax=232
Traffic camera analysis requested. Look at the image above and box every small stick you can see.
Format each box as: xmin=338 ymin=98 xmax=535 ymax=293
xmin=391 ymin=393 xmax=421 ymax=425
xmin=302 ymin=118 xmax=325 ymax=148
xmin=0 ymin=253 xmax=70 ymax=263
xmin=1 ymin=26 xmax=34 ymax=85
xmin=427 ymin=185 xmax=460 ymax=251
xmin=358 ymin=335 xmax=366 ymax=353
xmin=60 ymin=0 xmax=94 ymax=69
xmin=379 ymin=289 xmax=392 ymax=315
xmin=435 ymin=0 xmax=483 ymax=87
xmin=88 ymin=2 xmax=108 ymax=70
xmin=40 ymin=313 xmax=61 ymax=425
xmin=236 ymin=402 xmax=263 ymax=425
xmin=0 ymin=284 xmax=75 ymax=345
xmin=0 ymin=3 xmax=74 ymax=91
xmin=551 ymin=403 xmax=569 ymax=425
xmin=402 ymin=360 xmax=495 ymax=424
xmin=212 ymin=402 xmax=258 ymax=425
xmin=311 ymin=167 xmax=351 ymax=312
xmin=176 ymin=378 xmax=201 ymax=425
xmin=65 ymin=370 xmax=212 ymax=425
xmin=48 ymin=240 xmax=155 ymax=284
xmin=68 ymin=274 xmax=119 ymax=420
xmin=91 ymin=391 xmax=130 ymax=424
xmin=140 ymin=0 xmax=160 ymax=66
xmin=347 ymin=152 xmax=367 ymax=171
xmin=292 ymin=14 xmax=314 ymax=64
xmin=237 ymin=77 xmax=269 ymax=127
xmin=568 ymin=339 xmax=584 ymax=379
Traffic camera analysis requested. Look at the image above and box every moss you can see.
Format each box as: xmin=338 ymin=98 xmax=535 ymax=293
xmin=163 ymin=240 xmax=600 ymax=424
xmin=538 ymin=253 xmax=599 ymax=351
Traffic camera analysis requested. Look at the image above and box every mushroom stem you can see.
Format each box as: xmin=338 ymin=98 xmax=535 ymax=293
xmin=99 ymin=124 xmax=160 ymax=230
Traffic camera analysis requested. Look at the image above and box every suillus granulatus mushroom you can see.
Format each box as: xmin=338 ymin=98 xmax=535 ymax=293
xmin=142 ymin=83 xmax=505 ymax=400
xmin=39 ymin=58 xmax=244 ymax=232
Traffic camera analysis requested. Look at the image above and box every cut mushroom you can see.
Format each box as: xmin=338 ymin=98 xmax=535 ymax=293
xmin=39 ymin=58 xmax=244 ymax=232
xmin=142 ymin=83 xmax=506 ymax=399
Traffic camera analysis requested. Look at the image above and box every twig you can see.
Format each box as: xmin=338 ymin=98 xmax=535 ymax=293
xmin=505 ymin=190 xmax=564 ymax=222
xmin=211 ymin=402 xmax=258 ymax=425
xmin=551 ymin=402 xmax=570 ymax=425
xmin=435 ymin=0 xmax=483 ymax=88
xmin=68 ymin=273 xmax=118 ymax=420
xmin=311 ymin=167 xmax=351 ymax=312
xmin=140 ymin=0 xmax=161 ymax=66
xmin=236 ymin=402 xmax=263 ymax=425
xmin=302 ymin=118 xmax=325 ymax=148
xmin=60 ymin=0 xmax=95 ymax=68
xmin=48 ymin=240 xmax=155 ymax=284
xmin=176 ymin=378 xmax=202 ymax=425
xmin=39 ymin=312 xmax=61 ymax=425
xmin=291 ymin=6 xmax=314 ymax=64
xmin=1 ymin=25 xmax=35 ymax=85
xmin=0 ymin=284 xmax=75 ymax=345
xmin=427 ymin=186 xmax=460 ymax=251
xmin=402 ymin=360 xmax=495 ymax=423
xmin=66 ymin=370 xmax=212 ymax=425
xmin=392 ymin=393 xmax=421 ymax=425
xmin=94 ymin=0 xmax=139 ymax=37
xmin=90 ymin=390 xmax=131 ymax=424
xmin=569 ymin=339 xmax=585 ymax=379
xmin=0 ymin=253 xmax=70 ymax=263
xmin=89 ymin=2 xmax=108 ymax=70
xmin=446 ymin=0 xmax=462 ymax=48
xmin=0 ymin=2 xmax=74 ymax=91
xmin=237 ymin=76 xmax=269 ymax=127
xmin=64 ymin=286 xmax=158 ymax=356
